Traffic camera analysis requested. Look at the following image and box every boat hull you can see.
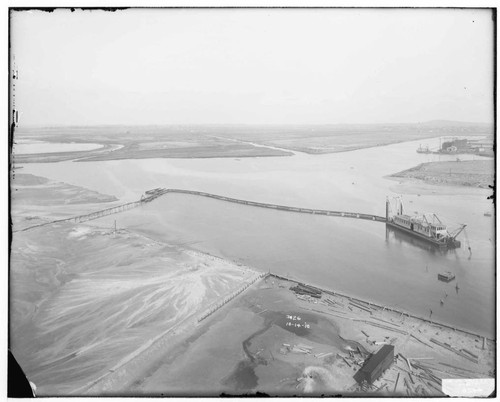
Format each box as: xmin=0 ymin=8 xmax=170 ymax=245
xmin=386 ymin=221 xmax=461 ymax=249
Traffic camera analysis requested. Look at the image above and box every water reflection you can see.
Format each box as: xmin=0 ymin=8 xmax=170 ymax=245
xmin=385 ymin=226 xmax=453 ymax=255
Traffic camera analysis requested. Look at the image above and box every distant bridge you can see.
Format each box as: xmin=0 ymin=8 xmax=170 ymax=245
xmin=14 ymin=188 xmax=386 ymax=232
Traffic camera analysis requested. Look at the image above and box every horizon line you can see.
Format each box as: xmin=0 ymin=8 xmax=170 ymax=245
xmin=13 ymin=120 xmax=494 ymax=129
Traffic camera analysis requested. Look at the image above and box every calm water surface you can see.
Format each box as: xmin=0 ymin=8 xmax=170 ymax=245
xmin=20 ymin=137 xmax=495 ymax=337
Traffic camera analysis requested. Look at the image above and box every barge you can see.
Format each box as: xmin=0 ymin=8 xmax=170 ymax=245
xmin=386 ymin=197 xmax=465 ymax=249
xmin=438 ymin=272 xmax=456 ymax=282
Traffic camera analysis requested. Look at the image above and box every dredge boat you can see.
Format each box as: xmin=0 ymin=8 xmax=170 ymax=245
xmin=386 ymin=197 xmax=466 ymax=249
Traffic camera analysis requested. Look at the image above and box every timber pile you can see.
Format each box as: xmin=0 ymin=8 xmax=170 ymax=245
xmin=393 ymin=355 xmax=445 ymax=396
xmin=290 ymin=284 xmax=322 ymax=298
xmin=349 ymin=301 xmax=372 ymax=314
xmin=362 ymin=320 xmax=408 ymax=335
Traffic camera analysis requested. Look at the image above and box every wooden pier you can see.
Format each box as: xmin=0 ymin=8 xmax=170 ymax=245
xmin=14 ymin=188 xmax=386 ymax=233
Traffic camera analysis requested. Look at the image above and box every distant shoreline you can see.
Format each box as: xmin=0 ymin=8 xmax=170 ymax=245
xmin=11 ymin=123 xmax=492 ymax=163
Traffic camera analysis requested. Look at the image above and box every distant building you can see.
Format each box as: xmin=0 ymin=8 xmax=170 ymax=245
xmin=439 ymin=137 xmax=494 ymax=157
xmin=354 ymin=344 xmax=394 ymax=384
xmin=441 ymin=138 xmax=469 ymax=153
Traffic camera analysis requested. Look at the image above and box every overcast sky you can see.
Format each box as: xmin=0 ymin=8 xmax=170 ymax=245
xmin=11 ymin=8 xmax=494 ymax=126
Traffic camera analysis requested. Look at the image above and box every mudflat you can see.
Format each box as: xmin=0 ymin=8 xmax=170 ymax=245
xmin=10 ymin=221 xmax=260 ymax=396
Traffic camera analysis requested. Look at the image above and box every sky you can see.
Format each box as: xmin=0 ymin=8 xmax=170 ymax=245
xmin=10 ymin=8 xmax=495 ymax=126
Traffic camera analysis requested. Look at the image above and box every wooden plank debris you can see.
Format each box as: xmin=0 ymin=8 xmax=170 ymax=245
xmin=342 ymin=356 xmax=352 ymax=367
xmin=393 ymin=372 xmax=400 ymax=393
xmin=430 ymin=338 xmax=478 ymax=363
xmin=363 ymin=320 xmax=408 ymax=335
xmin=315 ymin=352 xmax=333 ymax=359
xmin=400 ymin=354 xmax=412 ymax=372
xmin=372 ymin=316 xmax=401 ymax=327
xmin=410 ymin=334 xmax=434 ymax=349
xmin=438 ymin=362 xmax=479 ymax=375
xmin=349 ymin=301 xmax=372 ymax=313
xmin=460 ymin=348 xmax=479 ymax=359
xmin=426 ymin=380 xmax=444 ymax=395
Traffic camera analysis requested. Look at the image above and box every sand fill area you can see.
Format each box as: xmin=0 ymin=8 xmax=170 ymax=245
xmin=124 ymin=277 xmax=494 ymax=396
xmin=10 ymin=222 xmax=259 ymax=396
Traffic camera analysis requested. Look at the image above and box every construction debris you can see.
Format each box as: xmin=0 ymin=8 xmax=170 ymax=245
xmin=410 ymin=334 xmax=434 ymax=349
xmin=430 ymin=338 xmax=478 ymax=363
xmin=393 ymin=372 xmax=400 ymax=393
xmin=315 ymin=352 xmax=333 ymax=359
xmin=460 ymin=348 xmax=479 ymax=359
xmin=290 ymin=284 xmax=322 ymax=298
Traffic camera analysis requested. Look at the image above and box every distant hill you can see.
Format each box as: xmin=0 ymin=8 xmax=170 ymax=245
xmin=416 ymin=120 xmax=493 ymax=127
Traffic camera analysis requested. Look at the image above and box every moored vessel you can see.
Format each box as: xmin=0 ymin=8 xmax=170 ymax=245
xmin=438 ymin=272 xmax=456 ymax=282
xmin=416 ymin=144 xmax=432 ymax=154
xmin=385 ymin=197 xmax=465 ymax=249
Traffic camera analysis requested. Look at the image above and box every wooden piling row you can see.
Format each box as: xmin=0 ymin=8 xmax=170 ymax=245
xmin=197 ymin=272 xmax=266 ymax=323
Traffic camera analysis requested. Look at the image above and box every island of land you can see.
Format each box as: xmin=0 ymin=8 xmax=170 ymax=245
xmin=389 ymin=160 xmax=494 ymax=189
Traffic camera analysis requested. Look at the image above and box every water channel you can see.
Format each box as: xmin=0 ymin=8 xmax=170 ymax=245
xmin=19 ymin=136 xmax=495 ymax=336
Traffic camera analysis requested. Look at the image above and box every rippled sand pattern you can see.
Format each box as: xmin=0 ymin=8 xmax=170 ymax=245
xmin=10 ymin=223 xmax=253 ymax=395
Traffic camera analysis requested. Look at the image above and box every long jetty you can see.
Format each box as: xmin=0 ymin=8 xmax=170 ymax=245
xmin=164 ymin=189 xmax=386 ymax=222
xmin=14 ymin=188 xmax=386 ymax=232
